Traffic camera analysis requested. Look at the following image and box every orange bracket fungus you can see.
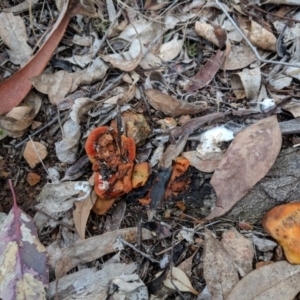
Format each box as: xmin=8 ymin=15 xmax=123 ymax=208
xmin=262 ymin=202 xmax=300 ymax=264
xmin=85 ymin=126 xmax=136 ymax=214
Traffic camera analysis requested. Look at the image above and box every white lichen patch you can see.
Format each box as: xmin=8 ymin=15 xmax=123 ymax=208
xmin=20 ymin=223 xmax=34 ymax=244
xmin=16 ymin=273 xmax=46 ymax=300
xmin=20 ymin=213 xmax=30 ymax=223
xmin=75 ymin=181 xmax=92 ymax=201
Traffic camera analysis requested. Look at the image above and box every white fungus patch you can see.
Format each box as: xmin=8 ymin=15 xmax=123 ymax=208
xmin=260 ymin=98 xmax=275 ymax=112
xmin=197 ymin=126 xmax=234 ymax=156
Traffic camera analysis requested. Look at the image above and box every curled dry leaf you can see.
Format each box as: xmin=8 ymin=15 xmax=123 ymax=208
xmin=250 ymin=20 xmax=276 ymax=52
xmin=184 ymin=50 xmax=225 ymax=92
xmin=207 ymin=116 xmax=282 ymax=220
xmin=73 ymin=190 xmax=97 ymax=240
xmin=145 ymin=89 xmax=207 ymax=116
xmin=0 ymin=13 xmax=32 ymax=66
xmin=262 ymin=202 xmax=300 ymax=264
xmin=227 ymin=261 xmax=300 ymax=300
xmin=158 ymin=34 xmax=184 ymax=62
xmin=231 ymin=67 xmax=261 ymax=100
xmin=55 ymin=227 xmax=152 ymax=279
xmin=195 ymin=22 xmax=227 ymax=48
xmin=101 ymin=37 xmax=143 ymax=72
xmin=163 ymin=267 xmax=199 ymax=295
xmin=0 ymin=180 xmax=48 ymax=300
xmin=55 ymin=118 xmax=81 ymax=164
xmin=0 ymin=91 xmax=41 ymax=138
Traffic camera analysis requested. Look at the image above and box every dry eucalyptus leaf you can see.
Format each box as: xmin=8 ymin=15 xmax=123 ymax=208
xmin=69 ymin=98 xmax=96 ymax=124
xmin=250 ymin=20 xmax=276 ymax=52
xmin=227 ymin=261 xmax=300 ymax=300
xmin=195 ymin=22 xmax=225 ymax=48
xmin=207 ymin=116 xmax=282 ymax=220
xmin=0 ymin=13 xmax=32 ymax=66
xmin=145 ymin=89 xmax=207 ymax=116
xmin=158 ymin=34 xmax=183 ymax=62
xmin=23 ymin=141 xmax=48 ymax=169
xmin=221 ymin=229 xmax=254 ymax=276
xmin=0 ymin=91 xmax=41 ymax=138
xmin=185 ymin=50 xmax=225 ymax=92
xmin=55 ymin=227 xmax=152 ymax=279
xmin=163 ymin=267 xmax=199 ymax=295
xmin=101 ymin=37 xmax=143 ymax=72
xmin=283 ymin=101 xmax=300 ymax=118
xmin=55 ymin=118 xmax=81 ymax=164
xmin=182 ymin=151 xmax=223 ymax=173
xmin=224 ymin=43 xmax=257 ymax=71
xmin=203 ymin=229 xmax=239 ymax=299
xmin=73 ymin=190 xmax=97 ymax=240
xmin=231 ymin=67 xmax=261 ymax=100
xmin=31 ymin=70 xmax=74 ymax=106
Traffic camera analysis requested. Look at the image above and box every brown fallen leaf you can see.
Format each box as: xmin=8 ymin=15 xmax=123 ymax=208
xmin=73 ymin=190 xmax=97 ymax=240
xmin=55 ymin=227 xmax=152 ymax=279
xmin=26 ymin=172 xmax=41 ymax=186
xmin=203 ymin=229 xmax=239 ymax=299
xmin=184 ymin=50 xmax=225 ymax=92
xmin=250 ymin=20 xmax=276 ymax=52
xmin=23 ymin=141 xmax=48 ymax=169
xmin=221 ymin=229 xmax=254 ymax=276
xmin=227 ymin=261 xmax=300 ymax=300
xmin=145 ymin=89 xmax=207 ymax=116
xmin=207 ymin=116 xmax=282 ymax=220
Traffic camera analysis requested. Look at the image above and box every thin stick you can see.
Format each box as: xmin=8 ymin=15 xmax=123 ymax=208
xmin=92 ymin=72 xmax=125 ymax=100
xmin=117 ymin=236 xmax=160 ymax=264
xmin=215 ymin=0 xmax=300 ymax=68
xmin=14 ymin=112 xmax=66 ymax=149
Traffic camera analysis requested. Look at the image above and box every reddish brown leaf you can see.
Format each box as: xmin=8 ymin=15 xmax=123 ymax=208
xmin=145 ymin=89 xmax=207 ymax=116
xmin=184 ymin=50 xmax=225 ymax=92
xmin=0 ymin=180 xmax=48 ymax=299
xmin=207 ymin=116 xmax=282 ymax=220
xmin=0 ymin=1 xmax=71 ymax=114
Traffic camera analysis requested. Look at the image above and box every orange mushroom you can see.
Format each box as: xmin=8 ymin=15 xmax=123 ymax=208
xmin=262 ymin=202 xmax=300 ymax=264
xmin=85 ymin=126 xmax=136 ymax=214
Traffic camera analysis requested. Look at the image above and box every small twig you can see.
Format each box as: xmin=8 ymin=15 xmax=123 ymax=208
xmin=32 ymin=206 xmax=76 ymax=232
xmin=92 ymin=8 xmax=123 ymax=58
xmin=215 ymin=0 xmax=300 ymax=68
xmin=14 ymin=112 xmax=66 ymax=149
xmin=92 ymin=72 xmax=125 ymax=100
xmin=117 ymin=236 xmax=160 ymax=264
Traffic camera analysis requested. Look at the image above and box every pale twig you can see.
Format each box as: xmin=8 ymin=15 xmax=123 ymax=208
xmin=215 ymin=0 xmax=300 ymax=68
xmin=92 ymin=72 xmax=125 ymax=100
xmin=117 ymin=236 xmax=160 ymax=264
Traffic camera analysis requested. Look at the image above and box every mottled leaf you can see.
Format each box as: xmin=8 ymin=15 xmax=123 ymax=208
xmin=0 ymin=180 xmax=48 ymax=300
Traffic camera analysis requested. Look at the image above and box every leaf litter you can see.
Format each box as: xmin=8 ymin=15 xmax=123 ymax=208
xmin=1 ymin=0 xmax=300 ymax=298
